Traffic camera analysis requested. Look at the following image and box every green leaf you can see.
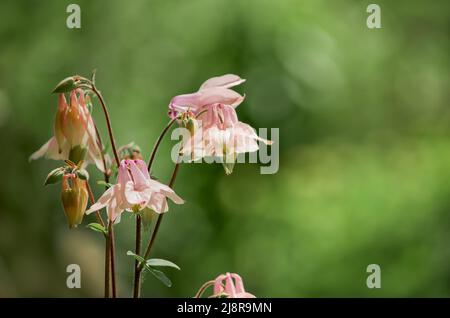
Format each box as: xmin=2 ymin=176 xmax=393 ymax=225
xmin=97 ymin=180 xmax=113 ymax=188
xmin=146 ymin=267 xmax=172 ymax=287
xmin=91 ymin=69 xmax=97 ymax=85
xmin=146 ymin=258 xmax=180 ymax=270
xmin=86 ymin=223 xmax=107 ymax=235
xmin=52 ymin=77 xmax=77 ymax=93
xmin=69 ymin=146 xmax=87 ymax=165
xmin=126 ymin=251 xmax=145 ymax=264
xmin=76 ymin=169 xmax=89 ymax=181
xmin=44 ymin=168 xmax=64 ymax=186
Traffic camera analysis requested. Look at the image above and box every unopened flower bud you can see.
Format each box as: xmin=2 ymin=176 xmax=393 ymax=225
xmin=61 ymin=174 xmax=88 ymax=229
xmin=64 ymin=91 xmax=88 ymax=148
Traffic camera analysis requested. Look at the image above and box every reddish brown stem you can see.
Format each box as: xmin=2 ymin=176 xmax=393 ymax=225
xmin=90 ymin=86 xmax=120 ymax=167
xmin=147 ymin=118 xmax=176 ymax=172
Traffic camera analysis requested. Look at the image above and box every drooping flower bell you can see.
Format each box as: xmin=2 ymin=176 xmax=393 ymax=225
xmin=195 ymin=273 xmax=256 ymax=298
xmin=30 ymin=89 xmax=106 ymax=172
xmin=85 ymin=159 xmax=183 ymax=222
xmin=61 ymin=173 xmax=89 ymax=229
xmin=171 ymin=75 xmax=272 ymax=174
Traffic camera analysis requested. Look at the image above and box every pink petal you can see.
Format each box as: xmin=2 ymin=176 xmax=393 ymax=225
xmin=128 ymin=160 xmax=150 ymax=190
xmin=29 ymin=137 xmax=68 ymax=161
xmin=85 ymin=185 xmax=116 ymax=214
xmin=170 ymin=87 xmax=244 ymax=114
xmin=213 ymin=274 xmax=227 ymax=295
xmin=200 ymin=74 xmax=246 ymax=90
xmin=123 ymin=181 xmax=151 ymax=207
xmin=224 ymin=273 xmax=237 ymax=298
xmin=134 ymin=159 xmax=151 ymax=180
xmin=230 ymin=273 xmax=246 ymax=294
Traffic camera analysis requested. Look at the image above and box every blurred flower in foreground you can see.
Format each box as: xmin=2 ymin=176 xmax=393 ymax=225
xmin=61 ymin=173 xmax=89 ymax=229
xmin=170 ymin=74 xmax=272 ymax=174
xmin=118 ymin=142 xmax=144 ymax=161
xmin=86 ymin=159 xmax=183 ymax=222
xmin=30 ymin=89 xmax=106 ymax=172
xmin=195 ymin=272 xmax=256 ymax=298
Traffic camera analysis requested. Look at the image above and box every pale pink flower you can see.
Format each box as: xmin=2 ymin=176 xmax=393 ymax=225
xmin=195 ymin=272 xmax=256 ymax=298
xmin=30 ymin=89 xmax=106 ymax=172
xmin=86 ymin=159 xmax=183 ymax=221
xmin=172 ymin=75 xmax=272 ymax=174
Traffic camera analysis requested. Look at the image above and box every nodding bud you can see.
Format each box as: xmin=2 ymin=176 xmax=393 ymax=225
xmin=54 ymin=90 xmax=90 ymax=164
xmin=61 ymin=173 xmax=88 ymax=229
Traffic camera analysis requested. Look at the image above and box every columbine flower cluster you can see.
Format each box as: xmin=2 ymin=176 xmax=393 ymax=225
xmin=31 ymin=73 xmax=268 ymax=298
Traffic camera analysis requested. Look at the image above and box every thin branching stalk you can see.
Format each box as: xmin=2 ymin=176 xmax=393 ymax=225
xmin=133 ymin=215 xmax=142 ymax=298
xmin=194 ymin=280 xmax=215 ymax=298
xmin=147 ymin=118 xmax=177 ymax=172
xmin=108 ymin=220 xmax=117 ymax=298
xmin=85 ymin=182 xmax=105 ymax=228
xmin=90 ymin=85 xmax=120 ymax=167
xmin=138 ymin=162 xmax=180 ymax=274
xmin=86 ymin=181 xmax=110 ymax=297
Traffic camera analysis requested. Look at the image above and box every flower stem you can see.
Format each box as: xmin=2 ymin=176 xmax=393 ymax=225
xmin=93 ymin=122 xmax=111 ymax=182
xmin=105 ymin=225 xmax=111 ymax=298
xmin=134 ymin=162 xmax=180 ymax=296
xmin=194 ymin=280 xmax=215 ymax=298
xmin=88 ymin=82 xmax=119 ymax=298
xmin=133 ymin=215 xmax=142 ymax=298
xmin=147 ymin=118 xmax=177 ymax=172
xmin=139 ymin=162 xmax=180 ymax=271
xmin=85 ymin=182 xmax=105 ymax=228
xmin=108 ymin=220 xmax=117 ymax=298
xmin=130 ymin=118 xmax=178 ymax=297
xmin=86 ymin=181 xmax=110 ymax=298
xmin=90 ymin=85 xmax=120 ymax=167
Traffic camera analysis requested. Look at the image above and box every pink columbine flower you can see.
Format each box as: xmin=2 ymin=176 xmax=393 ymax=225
xmin=170 ymin=75 xmax=272 ymax=174
xmin=195 ymin=273 xmax=256 ymax=298
xmin=85 ymin=159 xmax=183 ymax=222
xmin=30 ymin=89 xmax=106 ymax=172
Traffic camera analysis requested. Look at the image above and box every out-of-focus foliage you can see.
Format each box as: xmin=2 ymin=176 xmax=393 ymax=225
xmin=0 ymin=0 xmax=448 ymax=297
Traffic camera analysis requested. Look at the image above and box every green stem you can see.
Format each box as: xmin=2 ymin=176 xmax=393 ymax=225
xmin=108 ymin=220 xmax=117 ymax=298
xmin=90 ymin=85 xmax=120 ymax=167
xmin=105 ymin=224 xmax=111 ymax=298
xmin=138 ymin=162 xmax=180 ymax=271
xmin=133 ymin=215 xmax=142 ymax=298
xmin=147 ymin=118 xmax=176 ymax=172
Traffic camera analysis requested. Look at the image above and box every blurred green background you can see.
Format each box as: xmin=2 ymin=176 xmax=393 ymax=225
xmin=0 ymin=0 xmax=449 ymax=297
